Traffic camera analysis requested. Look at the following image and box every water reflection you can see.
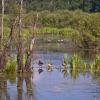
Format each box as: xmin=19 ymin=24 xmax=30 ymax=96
xmin=25 ymin=74 xmax=33 ymax=100
xmin=0 ymin=67 xmax=100 ymax=100
xmin=0 ymin=73 xmax=34 ymax=100
xmin=33 ymin=43 xmax=99 ymax=60
xmin=17 ymin=73 xmax=34 ymax=100
xmin=0 ymin=75 xmax=9 ymax=100
xmin=0 ymin=41 xmax=100 ymax=100
xmin=62 ymin=65 xmax=68 ymax=78
xmin=38 ymin=67 xmax=44 ymax=74
xmin=17 ymin=74 xmax=23 ymax=100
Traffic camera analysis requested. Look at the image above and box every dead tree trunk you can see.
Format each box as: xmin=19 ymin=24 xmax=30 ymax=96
xmin=24 ymin=37 xmax=35 ymax=72
xmin=17 ymin=0 xmax=23 ymax=72
xmin=0 ymin=0 xmax=4 ymax=70
xmin=24 ymin=13 xmax=38 ymax=72
xmin=0 ymin=0 xmax=4 ymax=50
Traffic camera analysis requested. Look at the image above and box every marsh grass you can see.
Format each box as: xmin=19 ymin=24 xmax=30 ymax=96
xmin=63 ymin=54 xmax=68 ymax=66
xmin=71 ymin=54 xmax=79 ymax=69
xmin=4 ymin=59 xmax=16 ymax=74
xmin=91 ymin=55 xmax=100 ymax=71
xmin=71 ymin=54 xmax=86 ymax=69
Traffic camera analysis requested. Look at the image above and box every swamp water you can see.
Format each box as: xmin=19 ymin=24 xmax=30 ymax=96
xmin=0 ymin=43 xmax=100 ymax=100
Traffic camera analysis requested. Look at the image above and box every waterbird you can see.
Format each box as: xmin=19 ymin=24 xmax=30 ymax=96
xmin=47 ymin=63 xmax=53 ymax=72
xmin=57 ymin=39 xmax=64 ymax=43
xmin=38 ymin=60 xmax=44 ymax=66
xmin=38 ymin=67 xmax=43 ymax=74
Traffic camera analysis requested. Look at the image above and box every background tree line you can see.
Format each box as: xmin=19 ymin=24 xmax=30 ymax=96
xmin=0 ymin=0 xmax=100 ymax=13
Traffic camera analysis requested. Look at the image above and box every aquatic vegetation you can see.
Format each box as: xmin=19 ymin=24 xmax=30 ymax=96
xmin=2 ymin=58 xmax=17 ymax=83
xmin=79 ymin=59 xmax=86 ymax=69
xmin=62 ymin=54 xmax=68 ymax=66
xmin=4 ymin=59 xmax=17 ymax=74
xmin=71 ymin=54 xmax=86 ymax=69
xmin=71 ymin=54 xmax=79 ymax=69
xmin=91 ymin=55 xmax=100 ymax=71
xmin=70 ymin=68 xmax=79 ymax=79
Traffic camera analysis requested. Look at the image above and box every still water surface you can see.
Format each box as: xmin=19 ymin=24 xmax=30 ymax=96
xmin=0 ymin=43 xmax=100 ymax=100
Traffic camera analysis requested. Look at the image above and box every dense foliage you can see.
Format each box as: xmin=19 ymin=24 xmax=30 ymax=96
xmin=1 ymin=0 xmax=100 ymax=55
xmin=0 ymin=0 xmax=100 ymax=13
xmin=3 ymin=9 xmax=100 ymax=49
xmin=26 ymin=0 xmax=100 ymax=12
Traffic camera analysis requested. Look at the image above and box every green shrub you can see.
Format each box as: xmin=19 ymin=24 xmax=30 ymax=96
xmin=4 ymin=59 xmax=16 ymax=74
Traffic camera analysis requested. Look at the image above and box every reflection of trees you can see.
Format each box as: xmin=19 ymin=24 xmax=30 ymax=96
xmin=0 ymin=73 xmax=34 ymax=100
xmin=17 ymin=73 xmax=34 ymax=100
xmin=25 ymin=74 xmax=33 ymax=100
xmin=0 ymin=75 xmax=10 ymax=100
xmin=17 ymin=74 xmax=23 ymax=100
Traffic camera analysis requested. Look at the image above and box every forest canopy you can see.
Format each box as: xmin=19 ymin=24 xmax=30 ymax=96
xmin=0 ymin=0 xmax=100 ymax=13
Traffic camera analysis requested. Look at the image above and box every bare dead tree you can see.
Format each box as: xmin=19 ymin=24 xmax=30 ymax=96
xmin=24 ymin=13 xmax=39 ymax=72
xmin=0 ymin=0 xmax=4 ymax=70
xmin=0 ymin=0 xmax=4 ymax=49
xmin=17 ymin=0 xmax=24 ymax=72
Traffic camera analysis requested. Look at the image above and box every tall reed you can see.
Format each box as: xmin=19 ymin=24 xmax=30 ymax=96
xmin=91 ymin=55 xmax=100 ymax=71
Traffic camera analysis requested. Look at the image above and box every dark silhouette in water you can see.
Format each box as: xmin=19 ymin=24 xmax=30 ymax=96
xmin=38 ymin=67 xmax=43 ymax=74
xmin=38 ymin=60 xmax=44 ymax=66
xmin=38 ymin=60 xmax=44 ymax=74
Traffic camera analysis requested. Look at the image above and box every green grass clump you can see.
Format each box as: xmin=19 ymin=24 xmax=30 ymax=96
xmin=71 ymin=54 xmax=86 ymax=69
xmin=91 ymin=55 xmax=100 ymax=70
xmin=71 ymin=54 xmax=79 ymax=69
xmin=4 ymin=59 xmax=16 ymax=74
